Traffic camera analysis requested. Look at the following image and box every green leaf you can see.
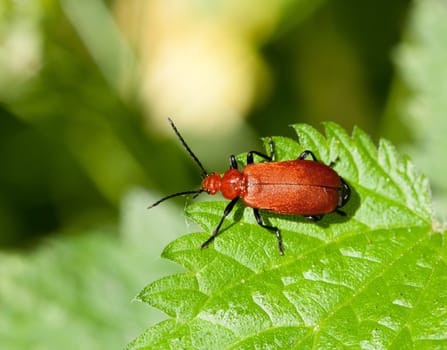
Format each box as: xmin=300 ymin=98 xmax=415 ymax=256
xmin=128 ymin=123 xmax=446 ymax=349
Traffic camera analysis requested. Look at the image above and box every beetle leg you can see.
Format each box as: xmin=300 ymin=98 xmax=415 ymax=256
xmin=328 ymin=156 xmax=340 ymax=168
xmin=297 ymin=150 xmax=318 ymax=161
xmin=267 ymin=136 xmax=275 ymax=160
xmin=201 ymin=198 xmax=239 ymax=250
xmin=229 ymin=155 xmax=238 ymax=169
xmin=253 ymin=209 xmax=284 ymax=255
xmin=247 ymin=151 xmax=272 ymax=164
xmin=247 ymin=137 xmax=275 ymax=164
xmin=304 ymin=215 xmax=323 ymax=221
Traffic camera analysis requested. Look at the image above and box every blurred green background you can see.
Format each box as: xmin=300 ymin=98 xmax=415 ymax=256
xmin=1 ymin=0 xmax=446 ymax=348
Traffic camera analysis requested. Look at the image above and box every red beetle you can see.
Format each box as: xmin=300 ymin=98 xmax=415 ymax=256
xmin=149 ymin=119 xmax=350 ymax=255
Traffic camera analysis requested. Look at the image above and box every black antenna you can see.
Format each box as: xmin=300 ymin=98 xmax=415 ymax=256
xmin=148 ymin=189 xmax=204 ymax=209
xmin=147 ymin=119 xmax=210 ymax=209
xmin=168 ymin=118 xmax=208 ymax=178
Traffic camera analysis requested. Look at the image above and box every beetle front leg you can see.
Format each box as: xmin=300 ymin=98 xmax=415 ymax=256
xmin=253 ymin=209 xmax=284 ymax=255
xmin=201 ymin=198 xmax=239 ymax=250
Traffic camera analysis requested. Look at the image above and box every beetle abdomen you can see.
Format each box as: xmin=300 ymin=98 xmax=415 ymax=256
xmin=242 ymin=160 xmax=342 ymax=215
xmin=243 ymin=183 xmax=340 ymax=214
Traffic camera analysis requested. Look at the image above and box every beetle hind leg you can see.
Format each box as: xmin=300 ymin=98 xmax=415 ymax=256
xmin=297 ymin=150 xmax=318 ymax=161
xmin=298 ymin=150 xmax=341 ymax=169
xmin=253 ymin=209 xmax=284 ymax=255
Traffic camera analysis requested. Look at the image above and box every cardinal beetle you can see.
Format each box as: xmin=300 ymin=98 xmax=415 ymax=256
xmin=148 ymin=119 xmax=350 ymax=255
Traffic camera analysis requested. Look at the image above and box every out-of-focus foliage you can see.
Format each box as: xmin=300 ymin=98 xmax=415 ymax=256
xmin=0 ymin=0 xmax=412 ymax=246
xmin=1 ymin=0 xmax=446 ymax=348
xmin=385 ymin=0 xmax=447 ymax=220
xmin=0 ymin=189 xmax=183 ymax=348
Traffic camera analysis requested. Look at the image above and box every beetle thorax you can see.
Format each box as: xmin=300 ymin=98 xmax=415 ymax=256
xmin=201 ymin=170 xmax=243 ymax=199
xmin=220 ymin=169 xmax=243 ymax=199
xmin=201 ymin=170 xmax=242 ymax=198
